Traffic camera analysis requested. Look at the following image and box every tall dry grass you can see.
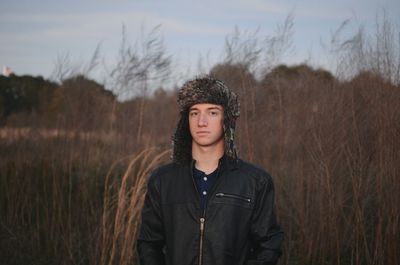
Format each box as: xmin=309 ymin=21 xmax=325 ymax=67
xmin=0 ymin=129 xmax=169 ymax=265
xmin=98 ymin=148 xmax=170 ymax=265
xmin=1 ymin=66 xmax=177 ymax=265
xmin=259 ymin=71 xmax=399 ymax=265
xmin=1 ymin=67 xmax=398 ymax=265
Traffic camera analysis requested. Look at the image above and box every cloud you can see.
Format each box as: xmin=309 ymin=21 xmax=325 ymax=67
xmin=1 ymin=10 xmax=229 ymax=44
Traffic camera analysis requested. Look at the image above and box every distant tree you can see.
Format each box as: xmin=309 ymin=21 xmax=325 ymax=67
xmin=0 ymin=74 xmax=57 ymax=125
xmin=264 ymin=64 xmax=334 ymax=82
xmin=51 ymin=75 xmax=115 ymax=130
xmin=210 ymin=63 xmax=256 ymax=96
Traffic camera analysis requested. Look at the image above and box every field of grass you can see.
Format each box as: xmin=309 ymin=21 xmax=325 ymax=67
xmin=1 ymin=68 xmax=399 ymax=265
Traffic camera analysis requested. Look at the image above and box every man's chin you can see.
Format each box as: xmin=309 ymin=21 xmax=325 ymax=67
xmin=193 ymin=138 xmax=224 ymax=148
xmin=194 ymin=141 xmax=213 ymax=147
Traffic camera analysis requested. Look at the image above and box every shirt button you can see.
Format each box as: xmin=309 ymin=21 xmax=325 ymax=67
xmin=203 ymin=177 xmax=208 ymax=181
xmin=202 ymin=191 xmax=207 ymax=196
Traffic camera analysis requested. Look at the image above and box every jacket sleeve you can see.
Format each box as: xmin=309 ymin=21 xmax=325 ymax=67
xmin=246 ymin=174 xmax=284 ymax=265
xmin=137 ymin=170 xmax=166 ymax=265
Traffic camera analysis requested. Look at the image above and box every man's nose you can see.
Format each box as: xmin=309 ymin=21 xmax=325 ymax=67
xmin=198 ymin=113 xmax=208 ymax=126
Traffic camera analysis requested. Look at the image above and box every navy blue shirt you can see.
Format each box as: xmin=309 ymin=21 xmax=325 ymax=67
xmin=193 ymin=167 xmax=218 ymax=211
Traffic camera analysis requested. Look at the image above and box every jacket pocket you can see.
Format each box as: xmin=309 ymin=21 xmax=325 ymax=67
xmin=215 ymin=192 xmax=252 ymax=203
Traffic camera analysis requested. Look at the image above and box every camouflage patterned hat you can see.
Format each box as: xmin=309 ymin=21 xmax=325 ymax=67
xmin=172 ymin=75 xmax=240 ymax=164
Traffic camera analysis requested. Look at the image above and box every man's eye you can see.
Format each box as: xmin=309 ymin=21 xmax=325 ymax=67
xmin=189 ymin=112 xmax=198 ymax=116
xmin=210 ymin=111 xmax=219 ymax=116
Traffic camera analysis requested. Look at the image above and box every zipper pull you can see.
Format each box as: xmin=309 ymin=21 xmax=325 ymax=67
xmin=200 ymin=217 xmax=205 ymax=231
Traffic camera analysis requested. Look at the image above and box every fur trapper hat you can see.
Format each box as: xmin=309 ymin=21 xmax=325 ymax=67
xmin=172 ymin=75 xmax=240 ymax=164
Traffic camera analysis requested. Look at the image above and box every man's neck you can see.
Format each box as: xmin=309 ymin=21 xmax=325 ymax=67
xmin=192 ymin=143 xmax=224 ymax=174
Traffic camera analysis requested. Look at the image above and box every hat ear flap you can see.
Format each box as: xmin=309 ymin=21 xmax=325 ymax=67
xmin=172 ymin=113 xmax=192 ymax=164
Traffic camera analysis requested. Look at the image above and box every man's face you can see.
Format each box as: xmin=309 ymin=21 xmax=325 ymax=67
xmin=188 ymin=103 xmax=224 ymax=148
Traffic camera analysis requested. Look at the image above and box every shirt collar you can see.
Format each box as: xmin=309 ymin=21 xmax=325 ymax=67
xmin=193 ymin=166 xmax=218 ymax=178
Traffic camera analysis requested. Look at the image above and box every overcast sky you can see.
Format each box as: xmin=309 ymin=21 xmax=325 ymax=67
xmin=1 ymin=0 xmax=399 ymax=83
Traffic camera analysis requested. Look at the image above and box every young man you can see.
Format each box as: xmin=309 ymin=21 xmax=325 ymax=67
xmin=137 ymin=76 xmax=283 ymax=265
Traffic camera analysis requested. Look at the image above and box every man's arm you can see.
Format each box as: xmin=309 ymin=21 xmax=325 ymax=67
xmin=246 ymin=174 xmax=284 ymax=265
xmin=137 ymin=171 xmax=166 ymax=265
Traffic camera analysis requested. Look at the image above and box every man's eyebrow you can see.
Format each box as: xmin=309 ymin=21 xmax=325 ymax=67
xmin=189 ymin=106 xmax=222 ymax=111
xmin=207 ymin=107 xmax=222 ymax=111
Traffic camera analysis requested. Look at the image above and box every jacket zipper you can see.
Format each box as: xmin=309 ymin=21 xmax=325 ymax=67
xmin=215 ymin=192 xmax=252 ymax=203
xmin=190 ymin=161 xmax=206 ymax=265
xmin=190 ymin=159 xmax=224 ymax=265
xmin=199 ymin=217 xmax=205 ymax=265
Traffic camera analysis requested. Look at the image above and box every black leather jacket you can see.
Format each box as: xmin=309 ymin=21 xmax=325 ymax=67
xmin=137 ymin=157 xmax=283 ymax=265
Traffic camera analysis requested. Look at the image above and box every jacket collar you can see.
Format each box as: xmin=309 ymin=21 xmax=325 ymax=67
xmin=189 ymin=155 xmax=238 ymax=173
